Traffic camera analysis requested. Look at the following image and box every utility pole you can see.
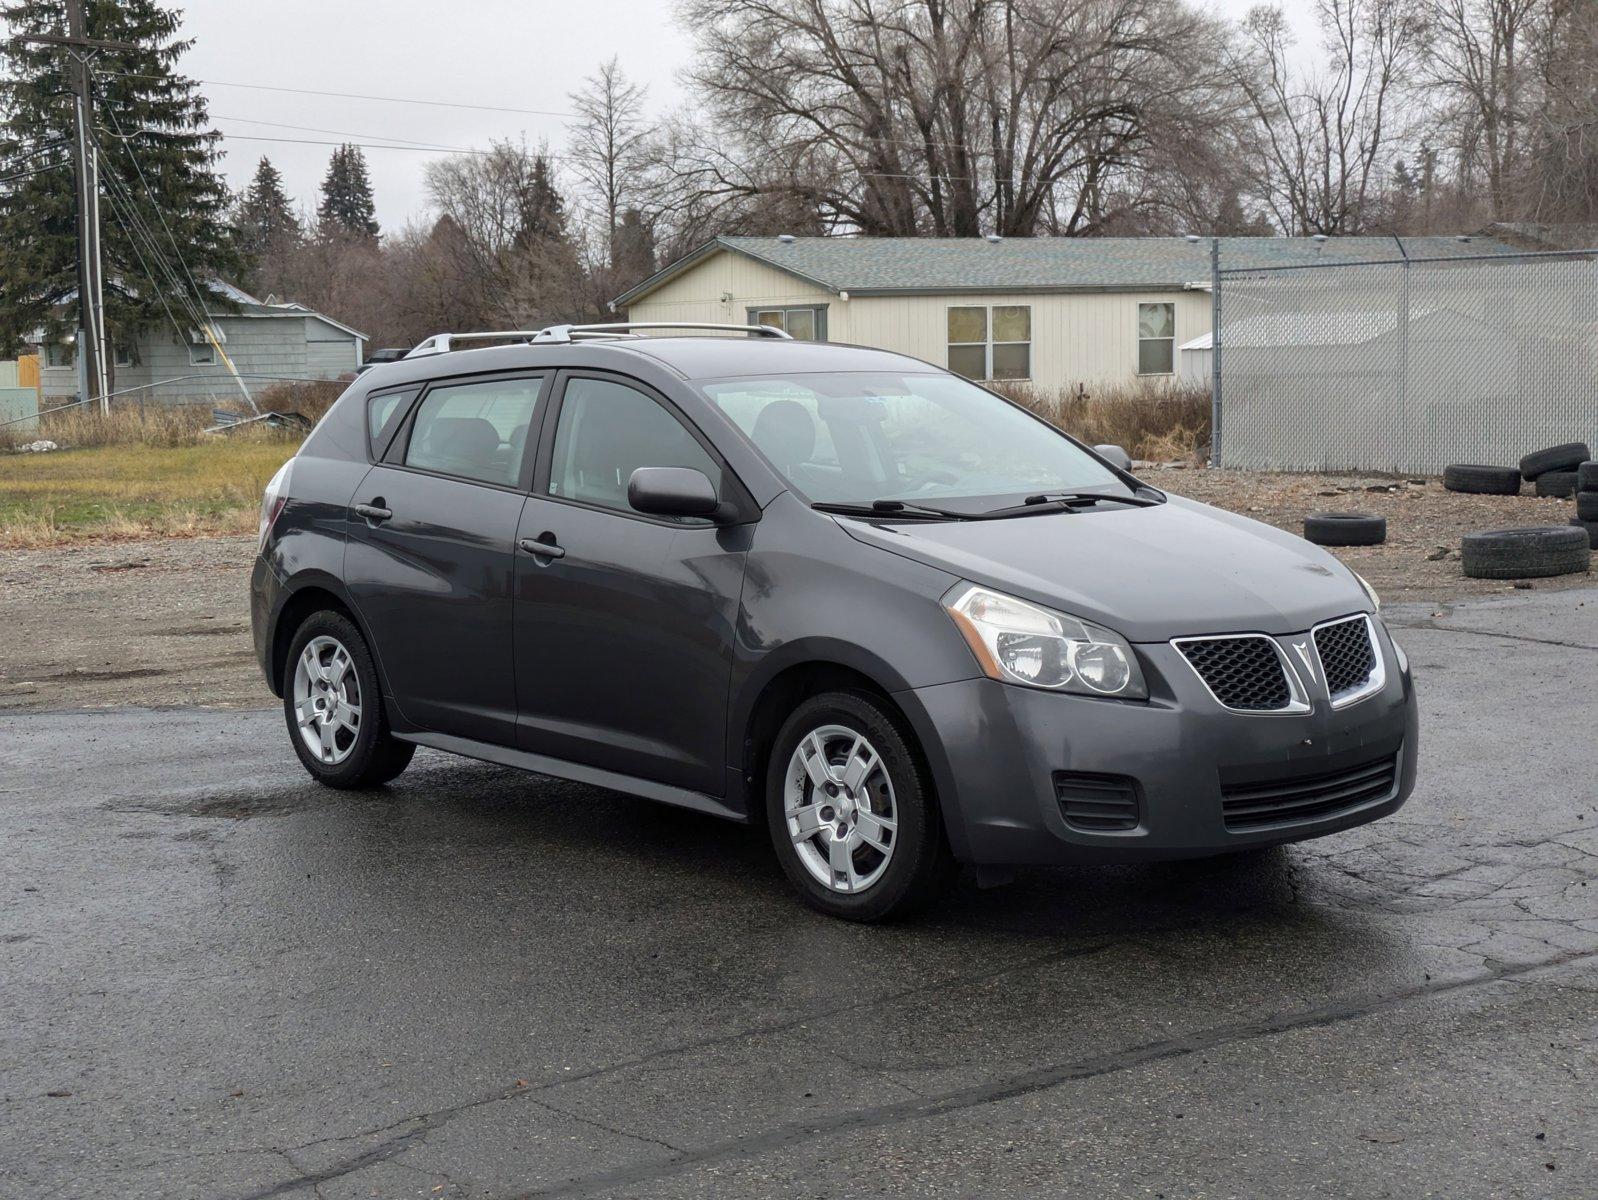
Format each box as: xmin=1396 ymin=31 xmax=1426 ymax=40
xmin=14 ymin=2 xmax=133 ymax=415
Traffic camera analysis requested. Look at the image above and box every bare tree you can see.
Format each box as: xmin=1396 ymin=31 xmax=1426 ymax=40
xmin=1423 ymin=0 xmax=1542 ymax=220
xmin=674 ymin=0 xmax=1238 ymax=237
xmin=422 ymin=138 xmax=588 ymax=325
xmin=567 ymin=58 xmax=655 ymax=265
xmin=1230 ymin=0 xmax=1425 ymax=234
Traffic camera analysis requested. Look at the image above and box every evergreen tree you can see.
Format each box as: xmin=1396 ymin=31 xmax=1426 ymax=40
xmin=234 ymin=156 xmax=301 ymax=271
xmin=317 ymin=144 xmax=379 ymax=240
xmin=515 ymin=154 xmax=569 ymax=249
xmin=0 ymin=0 xmax=243 ymax=355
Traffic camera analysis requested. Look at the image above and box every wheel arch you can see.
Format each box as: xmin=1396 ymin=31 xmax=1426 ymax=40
xmin=268 ymin=574 xmax=389 ymax=702
xmin=730 ymin=642 xmax=967 ymax=858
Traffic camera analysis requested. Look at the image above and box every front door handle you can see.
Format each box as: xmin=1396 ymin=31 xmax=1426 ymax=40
xmin=518 ymin=536 xmax=565 ymax=560
xmin=353 ymin=502 xmax=392 ymax=522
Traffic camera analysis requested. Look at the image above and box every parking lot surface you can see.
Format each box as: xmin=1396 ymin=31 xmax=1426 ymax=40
xmin=4 ymin=588 xmax=1596 ymax=1198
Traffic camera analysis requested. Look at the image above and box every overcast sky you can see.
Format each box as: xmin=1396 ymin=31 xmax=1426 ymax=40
xmin=16 ymin=1 xmax=1320 ymax=231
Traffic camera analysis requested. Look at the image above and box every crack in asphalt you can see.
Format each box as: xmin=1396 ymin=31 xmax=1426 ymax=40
xmin=1384 ymin=617 xmax=1598 ymax=653
xmin=226 ymin=940 xmax=1598 ymax=1200
xmin=517 ymin=944 xmax=1598 ymax=1198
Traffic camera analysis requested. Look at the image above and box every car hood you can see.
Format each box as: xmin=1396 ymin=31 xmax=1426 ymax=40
xmin=835 ymin=495 xmax=1371 ymax=641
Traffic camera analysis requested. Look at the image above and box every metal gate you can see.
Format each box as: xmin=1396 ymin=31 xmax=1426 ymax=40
xmin=1214 ymin=248 xmax=1598 ymax=474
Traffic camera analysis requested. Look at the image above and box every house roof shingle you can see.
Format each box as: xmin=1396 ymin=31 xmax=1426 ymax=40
xmin=614 ymin=233 xmax=1521 ymax=307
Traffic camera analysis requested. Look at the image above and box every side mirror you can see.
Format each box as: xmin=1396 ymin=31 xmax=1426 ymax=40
xmin=1094 ymin=443 xmax=1133 ymax=471
xmin=627 ymin=466 xmax=722 ymax=520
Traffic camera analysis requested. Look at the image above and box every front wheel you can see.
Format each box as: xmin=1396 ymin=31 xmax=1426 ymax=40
xmin=765 ymin=691 xmax=956 ymax=921
xmin=283 ymin=611 xmax=414 ymax=789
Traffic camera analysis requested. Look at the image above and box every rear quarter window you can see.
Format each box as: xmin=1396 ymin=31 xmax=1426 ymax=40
xmin=367 ymin=388 xmax=419 ymax=458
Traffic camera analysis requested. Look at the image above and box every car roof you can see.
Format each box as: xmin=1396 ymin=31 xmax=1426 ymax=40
xmin=353 ymin=336 xmax=937 ymax=392
xmin=612 ymin=336 xmax=932 ymax=380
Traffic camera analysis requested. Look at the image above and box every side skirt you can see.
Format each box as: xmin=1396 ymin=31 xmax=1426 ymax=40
xmin=395 ymin=730 xmax=747 ymax=824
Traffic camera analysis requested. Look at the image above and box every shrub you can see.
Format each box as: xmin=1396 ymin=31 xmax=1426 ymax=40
xmin=990 ymin=381 xmax=1211 ymax=463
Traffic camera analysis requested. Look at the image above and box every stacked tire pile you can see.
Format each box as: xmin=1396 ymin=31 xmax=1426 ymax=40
xmin=1574 ymin=460 xmax=1598 ymax=550
xmin=1449 ymin=442 xmax=1595 ymax=580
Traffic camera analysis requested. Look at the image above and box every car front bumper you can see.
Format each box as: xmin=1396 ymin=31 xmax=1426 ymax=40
xmin=898 ymin=618 xmax=1418 ymax=866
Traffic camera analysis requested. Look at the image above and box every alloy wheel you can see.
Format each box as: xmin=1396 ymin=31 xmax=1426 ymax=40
xmin=784 ymin=724 xmax=898 ymax=893
xmin=292 ymin=635 xmax=361 ymax=766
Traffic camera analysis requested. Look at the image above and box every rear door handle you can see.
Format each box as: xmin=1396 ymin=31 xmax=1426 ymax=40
xmin=518 ymin=537 xmax=565 ymax=560
xmin=353 ymin=502 xmax=392 ymax=522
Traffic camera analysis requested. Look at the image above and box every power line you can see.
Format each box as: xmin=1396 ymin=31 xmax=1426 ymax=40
xmin=216 ymin=132 xmax=495 ymax=157
xmin=92 ymin=68 xmax=574 ymax=118
xmin=210 ymin=113 xmax=487 ymax=152
xmin=0 ymin=159 xmax=69 ymax=186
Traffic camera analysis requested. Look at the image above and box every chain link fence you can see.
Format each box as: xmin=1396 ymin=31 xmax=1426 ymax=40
xmin=1215 ymin=249 xmax=1598 ymax=474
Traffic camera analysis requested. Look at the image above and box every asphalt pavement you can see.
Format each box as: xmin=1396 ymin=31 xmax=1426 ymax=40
xmin=3 ymin=588 xmax=1597 ymax=1199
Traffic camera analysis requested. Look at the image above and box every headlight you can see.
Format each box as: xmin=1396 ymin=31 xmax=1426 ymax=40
xmin=944 ymin=584 xmax=1148 ymax=699
xmin=1354 ymin=572 xmax=1380 ymax=610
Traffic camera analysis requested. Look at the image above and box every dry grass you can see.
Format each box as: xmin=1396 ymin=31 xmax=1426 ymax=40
xmin=0 ymin=438 xmax=295 ymax=547
xmin=3 ymin=379 xmax=346 ymax=451
xmin=993 ymin=381 xmax=1212 ymax=462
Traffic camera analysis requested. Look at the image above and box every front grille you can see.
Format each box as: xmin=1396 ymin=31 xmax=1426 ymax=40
xmin=1221 ymin=754 xmax=1399 ymax=831
xmin=1314 ymin=615 xmax=1377 ymax=700
xmin=1054 ymin=772 xmax=1141 ymax=832
xmin=1175 ymin=636 xmax=1293 ymax=711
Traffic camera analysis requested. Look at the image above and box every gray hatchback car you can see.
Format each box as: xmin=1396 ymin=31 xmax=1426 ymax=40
xmin=252 ymin=323 xmax=1418 ymax=920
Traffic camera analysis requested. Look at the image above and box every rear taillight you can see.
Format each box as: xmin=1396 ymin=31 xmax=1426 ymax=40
xmin=259 ymin=459 xmax=293 ymax=550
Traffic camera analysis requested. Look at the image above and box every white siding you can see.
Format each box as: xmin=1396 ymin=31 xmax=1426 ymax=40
xmin=626 ymin=246 xmax=1215 ymax=391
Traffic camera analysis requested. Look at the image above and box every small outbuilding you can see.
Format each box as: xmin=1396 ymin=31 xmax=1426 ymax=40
xmin=32 ymin=282 xmax=366 ymax=408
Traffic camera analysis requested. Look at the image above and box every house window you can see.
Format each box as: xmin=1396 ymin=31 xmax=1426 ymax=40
xmin=189 ymin=336 xmax=215 ymax=366
xmin=45 ymin=342 xmax=74 ymax=368
xmin=114 ymin=343 xmax=135 ymax=367
xmin=947 ymin=305 xmax=1031 ymax=381
xmin=1138 ymin=303 xmax=1175 ymax=375
xmin=748 ymin=306 xmax=826 ymax=341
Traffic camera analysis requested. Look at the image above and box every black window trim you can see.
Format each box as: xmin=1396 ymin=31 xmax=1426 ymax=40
xmin=532 ymin=368 xmax=760 ymax=528
xmin=381 ymin=369 xmax=555 ymax=495
xmin=364 ymin=383 xmax=423 ymax=463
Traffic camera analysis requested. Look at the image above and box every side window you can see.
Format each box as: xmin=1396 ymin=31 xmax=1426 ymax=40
xmin=548 ymin=377 xmax=721 ymax=517
xmin=403 ymin=376 xmax=542 ymax=487
xmin=367 ymin=387 xmax=418 ymax=458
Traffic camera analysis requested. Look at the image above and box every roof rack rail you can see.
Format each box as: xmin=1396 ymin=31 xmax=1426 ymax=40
xmin=404 ymin=321 xmax=792 ymax=358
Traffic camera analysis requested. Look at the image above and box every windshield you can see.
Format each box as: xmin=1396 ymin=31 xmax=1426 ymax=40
xmin=700 ymin=371 xmax=1129 ymax=508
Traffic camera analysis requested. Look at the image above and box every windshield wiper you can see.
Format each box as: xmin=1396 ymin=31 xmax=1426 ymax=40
xmin=811 ymin=499 xmax=973 ymax=521
xmin=1024 ymin=490 xmax=1161 ymax=509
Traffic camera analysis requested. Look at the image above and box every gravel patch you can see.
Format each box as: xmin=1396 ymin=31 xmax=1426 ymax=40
xmin=2 ymin=472 xmax=1590 ymax=711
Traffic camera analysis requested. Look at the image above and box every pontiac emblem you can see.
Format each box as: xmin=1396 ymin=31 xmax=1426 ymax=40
xmin=1292 ymin=640 xmax=1316 ymax=682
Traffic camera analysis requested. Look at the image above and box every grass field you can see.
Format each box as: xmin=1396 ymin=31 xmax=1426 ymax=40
xmin=0 ymin=439 xmax=295 ymax=547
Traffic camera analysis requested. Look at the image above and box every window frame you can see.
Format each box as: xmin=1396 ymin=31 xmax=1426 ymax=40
xmin=946 ymin=304 xmax=1032 ymax=382
xmin=1136 ymin=301 xmax=1177 ymax=377
xmin=188 ymin=339 xmax=216 ymax=366
xmin=364 ymin=384 xmax=422 ymax=462
xmin=532 ymin=369 xmax=758 ymax=528
xmin=46 ymin=342 xmax=74 ymax=368
xmin=746 ymin=305 xmax=828 ymax=341
xmin=383 ymin=370 xmax=554 ymax=494
xmin=113 ymin=343 xmax=135 ymax=368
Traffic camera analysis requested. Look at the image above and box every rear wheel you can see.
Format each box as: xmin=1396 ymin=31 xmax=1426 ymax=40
xmin=765 ymin=691 xmax=956 ymax=922
xmin=283 ymin=611 xmax=414 ymax=788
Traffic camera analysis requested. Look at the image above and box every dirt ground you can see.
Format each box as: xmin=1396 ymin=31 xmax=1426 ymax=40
xmin=1 ymin=469 xmax=1591 ymax=713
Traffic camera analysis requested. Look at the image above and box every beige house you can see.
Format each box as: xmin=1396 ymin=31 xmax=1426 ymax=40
xmin=614 ymin=235 xmax=1510 ymax=393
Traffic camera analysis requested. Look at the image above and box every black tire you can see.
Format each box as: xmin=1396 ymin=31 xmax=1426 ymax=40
xmin=1461 ymin=526 xmax=1592 ymax=579
xmin=1578 ymin=461 xmax=1598 ymax=492
xmin=1519 ymin=442 xmax=1591 ymax=481
xmin=764 ymin=690 xmax=957 ymax=922
xmin=1578 ymin=491 xmax=1598 ymax=521
xmin=1535 ymin=470 xmax=1579 ymax=498
xmin=282 ymin=610 xmax=415 ymax=788
xmin=1442 ymin=464 xmax=1521 ymax=495
xmin=1571 ymin=518 xmax=1598 ymax=550
xmin=1304 ymin=511 xmax=1387 ymax=546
